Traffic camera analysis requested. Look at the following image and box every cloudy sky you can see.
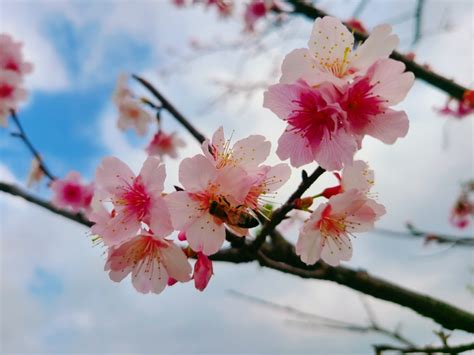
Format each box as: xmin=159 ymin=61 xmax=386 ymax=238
xmin=0 ymin=0 xmax=473 ymax=354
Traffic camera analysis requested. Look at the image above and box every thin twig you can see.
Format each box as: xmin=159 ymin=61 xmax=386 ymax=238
xmin=9 ymin=110 xmax=56 ymax=181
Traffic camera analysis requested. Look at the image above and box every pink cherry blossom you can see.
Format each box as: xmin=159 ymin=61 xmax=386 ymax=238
xmin=204 ymin=0 xmax=233 ymax=17
xmin=450 ymin=192 xmax=473 ymax=229
xmin=202 ymin=126 xmax=271 ymax=170
xmin=105 ymin=231 xmax=192 ymax=294
xmin=280 ymin=16 xmax=399 ymax=87
xmin=0 ymin=70 xmax=27 ymax=126
xmin=50 ymin=171 xmax=94 ymax=213
xmin=264 ymin=79 xmax=357 ymax=170
xmin=166 ymin=154 xmax=253 ymax=255
xmin=91 ymin=156 xmax=172 ymax=247
xmin=296 ymin=189 xmax=385 ymax=266
xmin=146 ymin=130 xmax=186 ymax=159
xmin=0 ymin=34 xmax=33 ymax=76
xmin=193 ymin=252 xmax=213 ymax=291
xmin=340 ymin=59 xmax=414 ymax=144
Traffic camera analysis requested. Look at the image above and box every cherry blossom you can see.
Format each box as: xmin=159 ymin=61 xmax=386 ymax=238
xmin=50 ymin=171 xmax=94 ymax=213
xmin=264 ymin=79 xmax=357 ymax=170
xmin=340 ymin=59 xmax=414 ymax=144
xmin=0 ymin=34 xmax=33 ymax=75
xmin=91 ymin=156 xmax=172 ymax=247
xmin=296 ymin=189 xmax=385 ymax=266
xmin=202 ymin=126 xmax=291 ymax=212
xmin=0 ymin=71 xmax=27 ymax=127
xmin=193 ymin=252 xmax=213 ymax=291
xmin=346 ymin=18 xmax=367 ymax=35
xmin=280 ymin=16 xmax=399 ymax=87
xmin=146 ymin=130 xmax=186 ymax=159
xmin=166 ymin=154 xmax=254 ymax=255
xmin=105 ymin=230 xmax=192 ymax=294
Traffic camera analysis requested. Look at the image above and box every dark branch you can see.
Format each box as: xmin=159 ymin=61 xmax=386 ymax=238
xmin=285 ymin=0 xmax=468 ymax=100
xmin=132 ymin=75 xmax=207 ymax=144
xmin=373 ymin=341 xmax=474 ymax=354
xmin=2 ymin=180 xmax=474 ymax=332
xmin=10 ymin=110 xmax=56 ymax=181
xmin=251 ymin=166 xmax=325 ymax=251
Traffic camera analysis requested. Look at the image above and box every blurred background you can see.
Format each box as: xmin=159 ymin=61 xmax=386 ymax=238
xmin=0 ymin=0 xmax=473 ymax=353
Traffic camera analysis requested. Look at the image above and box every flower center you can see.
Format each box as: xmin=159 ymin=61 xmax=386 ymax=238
xmin=320 ymin=47 xmax=352 ymax=78
xmin=316 ymin=205 xmax=346 ymax=238
xmin=117 ymin=177 xmax=151 ymax=220
xmin=288 ymin=91 xmax=341 ymax=142
xmin=341 ymin=78 xmax=384 ymax=131
xmin=0 ymin=84 xmax=14 ymax=99
xmin=63 ymin=184 xmax=82 ymax=203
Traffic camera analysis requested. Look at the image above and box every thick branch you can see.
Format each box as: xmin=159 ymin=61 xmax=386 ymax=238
xmin=373 ymin=341 xmax=474 ymax=354
xmin=2 ymin=180 xmax=473 ymax=332
xmin=132 ymin=75 xmax=206 ymax=143
xmin=285 ymin=0 xmax=468 ymax=100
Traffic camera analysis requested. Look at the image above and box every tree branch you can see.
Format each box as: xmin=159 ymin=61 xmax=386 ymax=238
xmin=131 ymin=75 xmax=206 ymax=144
xmin=284 ymin=0 xmax=468 ymax=100
xmin=373 ymin=341 xmax=474 ymax=354
xmin=2 ymin=180 xmax=473 ymax=332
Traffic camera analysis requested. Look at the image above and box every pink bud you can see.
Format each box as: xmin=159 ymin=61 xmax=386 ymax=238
xmin=178 ymin=231 xmax=187 ymax=241
xmin=193 ymin=252 xmax=213 ymax=292
xmin=167 ymin=277 xmax=177 ymax=286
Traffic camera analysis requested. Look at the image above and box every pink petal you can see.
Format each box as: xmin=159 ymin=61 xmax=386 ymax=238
xmin=138 ymin=156 xmax=166 ymax=193
xmin=160 ymin=242 xmax=192 ymax=282
xmin=365 ymin=109 xmax=409 ymax=144
xmin=95 ymin=157 xmax=135 ymax=195
xmin=312 ymin=129 xmax=357 ymax=171
xmin=350 ymin=24 xmax=399 ymax=72
xmin=276 ymin=128 xmax=314 ymax=168
xmin=165 ymin=191 xmax=204 ymax=230
xmin=179 ymin=154 xmax=217 ymax=191
xmin=149 ymin=197 xmax=173 ymax=237
xmin=320 ymin=233 xmax=352 ymax=266
xmin=186 ymin=213 xmax=226 ymax=255
xmin=232 ymin=135 xmax=271 ymax=168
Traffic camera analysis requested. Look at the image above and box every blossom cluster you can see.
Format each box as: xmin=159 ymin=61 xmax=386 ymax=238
xmin=264 ymin=16 xmax=415 ymax=171
xmin=88 ymin=127 xmax=290 ymax=294
xmin=0 ymin=34 xmax=33 ymax=126
xmin=262 ymin=16 xmax=415 ymax=265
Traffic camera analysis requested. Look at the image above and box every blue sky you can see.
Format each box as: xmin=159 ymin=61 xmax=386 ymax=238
xmin=0 ymin=0 xmax=473 ymax=354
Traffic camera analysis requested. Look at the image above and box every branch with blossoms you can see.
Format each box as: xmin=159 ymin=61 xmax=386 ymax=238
xmin=2 ymin=12 xmax=474 ymax=350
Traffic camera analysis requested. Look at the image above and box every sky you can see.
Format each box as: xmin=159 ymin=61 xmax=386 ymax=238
xmin=0 ymin=0 xmax=473 ymax=354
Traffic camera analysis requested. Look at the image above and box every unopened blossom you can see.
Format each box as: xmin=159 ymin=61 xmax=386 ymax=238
xmin=280 ymin=16 xmax=399 ymax=87
xmin=50 ymin=171 xmax=94 ymax=213
xmin=146 ymin=130 xmax=186 ymax=159
xmin=27 ymin=157 xmax=44 ymax=188
xmin=91 ymin=156 xmax=172 ymax=247
xmin=345 ymin=18 xmax=367 ymax=34
xmin=0 ymin=34 xmax=33 ymax=75
xmin=340 ymin=59 xmax=414 ymax=144
xmin=296 ymin=189 xmax=385 ymax=266
xmin=166 ymin=154 xmax=254 ymax=255
xmin=264 ymin=79 xmax=357 ymax=170
xmin=193 ymin=252 xmax=213 ymax=291
xmin=450 ymin=193 xmax=473 ymax=229
xmin=436 ymin=94 xmax=474 ymax=119
xmin=0 ymin=70 xmax=27 ymax=126
xmin=105 ymin=231 xmax=192 ymax=294
xmin=320 ymin=160 xmax=374 ymax=199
